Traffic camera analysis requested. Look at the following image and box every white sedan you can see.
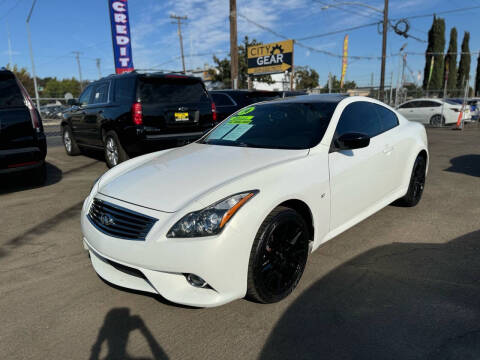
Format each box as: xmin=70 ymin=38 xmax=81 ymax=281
xmin=81 ymin=95 xmax=428 ymax=307
xmin=397 ymin=98 xmax=466 ymax=126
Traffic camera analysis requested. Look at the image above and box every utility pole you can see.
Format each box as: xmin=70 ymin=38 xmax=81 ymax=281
xmin=379 ymin=0 xmax=389 ymax=101
xmin=389 ymin=71 xmax=393 ymax=105
xmin=229 ymin=0 xmax=238 ymax=89
xmin=72 ymin=51 xmax=83 ymax=91
xmin=7 ymin=22 xmax=13 ymax=67
xmin=96 ymin=58 xmax=102 ymax=79
xmin=170 ymin=14 xmax=187 ymax=74
xmin=26 ymin=0 xmax=40 ymax=110
xmin=328 ymin=72 xmax=332 ymax=93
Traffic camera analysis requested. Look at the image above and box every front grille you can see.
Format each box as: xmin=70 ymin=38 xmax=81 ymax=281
xmin=88 ymin=198 xmax=157 ymax=240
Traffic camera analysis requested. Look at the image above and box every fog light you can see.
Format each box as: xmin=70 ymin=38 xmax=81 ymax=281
xmin=186 ymin=273 xmax=207 ymax=288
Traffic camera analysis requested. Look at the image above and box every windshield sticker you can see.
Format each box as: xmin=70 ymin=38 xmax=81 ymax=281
xmin=237 ymin=106 xmax=255 ymax=115
xmin=222 ymin=124 xmax=253 ymax=141
xmin=208 ymin=123 xmax=236 ymax=139
xmin=229 ymin=115 xmax=254 ymax=124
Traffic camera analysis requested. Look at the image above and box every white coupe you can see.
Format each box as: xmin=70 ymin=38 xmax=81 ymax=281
xmin=81 ymin=95 xmax=428 ymax=307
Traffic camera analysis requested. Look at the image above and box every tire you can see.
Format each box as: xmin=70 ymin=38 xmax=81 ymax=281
xmin=104 ymin=130 xmax=129 ymax=168
xmin=397 ymin=155 xmax=426 ymax=207
xmin=429 ymin=114 xmax=445 ymax=127
xmin=247 ymin=206 xmax=310 ymax=304
xmin=62 ymin=125 xmax=81 ymax=155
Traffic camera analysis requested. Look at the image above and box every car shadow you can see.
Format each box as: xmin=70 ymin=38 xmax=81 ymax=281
xmin=89 ymin=307 xmax=169 ymax=360
xmin=0 ymin=161 xmax=62 ymax=195
xmin=259 ymin=230 xmax=480 ymax=360
xmin=445 ymin=154 xmax=480 ymax=177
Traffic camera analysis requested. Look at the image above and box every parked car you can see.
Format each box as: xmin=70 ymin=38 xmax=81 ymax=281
xmin=397 ymin=98 xmax=464 ymax=126
xmin=281 ymin=90 xmax=308 ymax=97
xmin=61 ymin=72 xmax=217 ymax=168
xmin=210 ymin=89 xmax=281 ymax=121
xmin=0 ymin=68 xmax=47 ymax=183
xmin=81 ymin=95 xmax=428 ymax=307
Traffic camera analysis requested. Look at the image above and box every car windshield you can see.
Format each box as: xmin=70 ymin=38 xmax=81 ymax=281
xmin=200 ymin=102 xmax=338 ymax=150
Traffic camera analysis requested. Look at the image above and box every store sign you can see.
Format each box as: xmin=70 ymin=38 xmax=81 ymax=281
xmin=109 ymin=0 xmax=134 ymax=74
xmin=247 ymin=39 xmax=294 ymax=75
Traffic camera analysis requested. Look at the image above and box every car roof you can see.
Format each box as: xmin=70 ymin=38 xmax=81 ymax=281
xmin=270 ymin=94 xmax=348 ymax=104
xmin=96 ymin=71 xmax=202 ymax=82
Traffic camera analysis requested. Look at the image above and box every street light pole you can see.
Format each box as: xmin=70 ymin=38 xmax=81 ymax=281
xmin=379 ymin=0 xmax=389 ymax=101
xmin=26 ymin=0 xmax=40 ymax=110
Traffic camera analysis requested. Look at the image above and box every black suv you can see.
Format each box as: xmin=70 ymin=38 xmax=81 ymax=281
xmin=209 ymin=90 xmax=282 ymax=121
xmin=62 ymin=72 xmax=217 ymax=167
xmin=0 ymin=69 xmax=47 ymax=183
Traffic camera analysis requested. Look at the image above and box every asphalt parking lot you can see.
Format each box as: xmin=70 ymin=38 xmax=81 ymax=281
xmin=1 ymin=126 xmax=479 ymax=360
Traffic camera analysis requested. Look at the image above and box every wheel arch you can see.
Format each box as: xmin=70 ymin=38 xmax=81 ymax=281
xmin=276 ymin=199 xmax=314 ymax=244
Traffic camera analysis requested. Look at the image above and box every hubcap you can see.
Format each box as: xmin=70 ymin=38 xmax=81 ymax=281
xmin=256 ymin=220 xmax=308 ymax=296
xmin=64 ymin=130 xmax=72 ymax=152
xmin=105 ymin=137 xmax=119 ymax=166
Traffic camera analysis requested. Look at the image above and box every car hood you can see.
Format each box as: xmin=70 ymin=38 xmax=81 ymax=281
xmin=98 ymin=143 xmax=308 ymax=212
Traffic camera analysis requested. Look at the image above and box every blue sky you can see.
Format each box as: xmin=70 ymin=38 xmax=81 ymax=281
xmin=1 ymin=0 xmax=479 ymax=89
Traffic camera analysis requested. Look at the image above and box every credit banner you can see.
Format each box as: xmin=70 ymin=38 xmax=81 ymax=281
xmin=247 ymin=40 xmax=294 ymax=75
xmin=109 ymin=0 xmax=134 ymax=74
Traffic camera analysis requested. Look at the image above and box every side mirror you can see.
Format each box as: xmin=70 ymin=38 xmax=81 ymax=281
xmin=67 ymin=98 xmax=79 ymax=106
xmin=336 ymin=132 xmax=370 ymax=150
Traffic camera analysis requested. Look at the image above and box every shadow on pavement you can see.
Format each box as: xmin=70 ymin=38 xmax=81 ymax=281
xmin=445 ymin=154 xmax=480 ymax=177
xmin=90 ymin=307 xmax=169 ymax=360
xmin=260 ymin=230 xmax=480 ymax=360
xmin=0 ymin=161 xmax=62 ymax=195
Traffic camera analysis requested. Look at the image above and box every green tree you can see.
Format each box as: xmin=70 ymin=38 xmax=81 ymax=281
xmin=423 ymin=16 xmax=445 ymax=91
xmin=457 ymin=31 xmax=471 ymax=92
xmin=320 ymin=75 xmax=356 ymax=93
xmin=443 ymin=27 xmax=457 ymax=95
xmin=295 ymin=66 xmax=319 ymax=90
xmin=7 ymin=64 xmax=35 ymax=97
xmin=209 ymin=36 xmax=273 ymax=89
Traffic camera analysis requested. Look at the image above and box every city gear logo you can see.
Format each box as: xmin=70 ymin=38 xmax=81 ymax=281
xmin=100 ymin=213 xmax=115 ymax=226
xmin=247 ymin=39 xmax=293 ymax=75
xmin=109 ymin=0 xmax=134 ymax=74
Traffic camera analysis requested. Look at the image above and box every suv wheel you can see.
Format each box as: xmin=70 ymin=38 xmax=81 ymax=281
xmin=62 ymin=125 xmax=81 ymax=155
xmin=104 ymin=131 xmax=129 ymax=168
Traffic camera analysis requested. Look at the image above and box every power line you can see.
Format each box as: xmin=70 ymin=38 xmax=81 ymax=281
xmin=296 ymin=21 xmax=380 ymax=41
xmin=391 ymin=5 xmax=480 ymax=21
xmin=315 ymin=0 xmax=383 ymax=20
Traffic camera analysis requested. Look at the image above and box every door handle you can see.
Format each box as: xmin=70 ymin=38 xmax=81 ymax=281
xmin=383 ymin=145 xmax=394 ymax=154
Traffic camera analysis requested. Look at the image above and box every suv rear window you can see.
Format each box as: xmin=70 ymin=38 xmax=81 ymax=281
xmin=139 ymin=77 xmax=209 ymax=104
xmin=0 ymin=74 xmax=24 ymax=108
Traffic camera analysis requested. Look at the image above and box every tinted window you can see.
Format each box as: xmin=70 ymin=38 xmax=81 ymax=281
xmin=423 ymin=101 xmax=440 ymax=107
xmin=201 ymin=102 xmax=338 ymax=149
xmin=139 ymin=77 xmax=208 ymax=104
xmin=244 ymin=91 xmax=281 ymax=104
xmin=92 ymin=82 xmax=109 ymax=104
xmin=336 ymin=101 xmax=381 ymax=138
xmin=409 ymin=101 xmax=424 ymax=108
xmin=79 ymin=86 xmax=93 ymax=106
xmin=0 ymin=74 xmax=24 ymax=108
xmin=114 ymin=77 xmax=136 ymax=103
xmin=374 ymin=104 xmax=399 ymax=133
xmin=211 ymin=93 xmax=235 ymax=106
xmin=398 ymin=102 xmax=412 ymax=109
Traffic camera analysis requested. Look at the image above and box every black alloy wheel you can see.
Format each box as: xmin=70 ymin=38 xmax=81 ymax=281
xmin=397 ymin=155 xmax=426 ymax=207
xmin=247 ymin=206 xmax=310 ymax=304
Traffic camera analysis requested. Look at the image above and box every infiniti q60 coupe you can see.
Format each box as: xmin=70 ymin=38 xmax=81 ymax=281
xmin=81 ymin=95 xmax=428 ymax=307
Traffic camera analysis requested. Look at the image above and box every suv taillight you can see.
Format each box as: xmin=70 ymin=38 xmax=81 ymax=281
xmin=132 ymin=102 xmax=143 ymax=125
xmin=16 ymin=78 xmax=40 ymax=131
xmin=211 ymin=102 xmax=217 ymax=122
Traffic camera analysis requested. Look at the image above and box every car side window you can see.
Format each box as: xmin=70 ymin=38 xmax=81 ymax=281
xmin=399 ymin=102 xmax=411 ymax=109
xmin=335 ymin=101 xmax=382 ymax=139
xmin=114 ymin=77 xmax=136 ymax=103
xmin=78 ymin=86 xmax=93 ymax=106
xmin=374 ymin=104 xmax=399 ymax=133
xmin=424 ymin=101 xmax=440 ymax=107
xmin=91 ymin=82 xmax=109 ymax=104
xmin=211 ymin=93 xmax=235 ymax=106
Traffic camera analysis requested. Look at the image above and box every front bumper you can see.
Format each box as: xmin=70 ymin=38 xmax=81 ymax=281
xmin=81 ymin=193 xmax=256 ymax=307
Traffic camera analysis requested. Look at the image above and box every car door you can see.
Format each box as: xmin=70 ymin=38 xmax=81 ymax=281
xmin=83 ymin=81 xmax=110 ymax=146
xmin=328 ymin=101 xmax=393 ymax=231
xmin=70 ymin=85 xmax=93 ymax=143
xmin=421 ymin=100 xmax=441 ymax=123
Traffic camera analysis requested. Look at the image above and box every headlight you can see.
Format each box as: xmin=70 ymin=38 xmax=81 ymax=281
xmin=167 ymin=190 xmax=259 ymax=238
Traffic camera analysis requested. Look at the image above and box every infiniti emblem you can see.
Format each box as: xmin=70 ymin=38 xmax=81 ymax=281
xmin=100 ymin=213 xmax=115 ymax=226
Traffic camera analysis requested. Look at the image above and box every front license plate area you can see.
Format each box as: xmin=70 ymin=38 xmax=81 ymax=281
xmin=174 ymin=112 xmax=189 ymax=122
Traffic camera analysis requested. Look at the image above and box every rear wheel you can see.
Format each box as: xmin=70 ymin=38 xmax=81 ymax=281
xmin=104 ymin=130 xmax=129 ymax=168
xmin=62 ymin=125 xmax=81 ymax=155
xmin=247 ymin=206 xmax=310 ymax=304
xmin=430 ymin=114 xmax=445 ymax=127
xmin=397 ymin=155 xmax=426 ymax=207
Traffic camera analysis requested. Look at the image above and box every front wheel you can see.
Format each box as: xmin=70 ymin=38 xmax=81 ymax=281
xmin=396 ymin=155 xmax=426 ymax=207
xmin=247 ymin=206 xmax=310 ymax=304
xmin=104 ymin=130 xmax=129 ymax=168
xmin=62 ymin=125 xmax=81 ymax=155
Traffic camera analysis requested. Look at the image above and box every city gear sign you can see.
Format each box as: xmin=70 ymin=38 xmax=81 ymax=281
xmin=109 ymin=0 xmax=134 ymax=74
xmin=247 ymin=40 xmax=293 ymax=75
